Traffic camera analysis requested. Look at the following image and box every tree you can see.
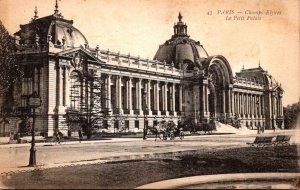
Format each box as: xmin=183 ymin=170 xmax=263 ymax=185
xmin=0 ymin=21 xmax=23 ymax=100
xmin=0 ymin=21 xmax=24 ymax=137
xmin=283 ymin=102 xmax=299 ymax=129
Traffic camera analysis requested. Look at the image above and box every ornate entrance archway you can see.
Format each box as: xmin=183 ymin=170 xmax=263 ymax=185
xmin=205 ymin=56 xmax=233 ymax=122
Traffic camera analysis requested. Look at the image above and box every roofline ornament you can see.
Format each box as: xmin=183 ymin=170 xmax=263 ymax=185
xmin=172 ymin=12 xmax=189 ymax=38
xmin=53 ymin=0 xmax=64 ymax=18
xmin=30 ymin=6 xmax=38 ymax=22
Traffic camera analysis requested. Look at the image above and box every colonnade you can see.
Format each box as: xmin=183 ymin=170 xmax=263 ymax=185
xmin=103 ymin=74 xmax=183 ymax=116
xmin=233 ymin=92 xmax=264 ymax=118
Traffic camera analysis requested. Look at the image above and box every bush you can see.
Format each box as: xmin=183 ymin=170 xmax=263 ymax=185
xmin=284 ymin=103 xmax=299 ymax=129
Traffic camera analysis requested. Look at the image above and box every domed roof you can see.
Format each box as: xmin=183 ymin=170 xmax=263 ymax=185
xmin=50 ymin=19 xmax=88 ymax=48
xmin=236 ymin=65 xmax=279 ymax=88
xmin=154 ymin=13 xmax=208 ymax=69
xmin=14 ymin=4 xmax=88 ymax=48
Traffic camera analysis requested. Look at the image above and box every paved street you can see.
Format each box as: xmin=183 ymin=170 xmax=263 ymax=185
xmin=0 ymin=129 xmax=297 ymax=174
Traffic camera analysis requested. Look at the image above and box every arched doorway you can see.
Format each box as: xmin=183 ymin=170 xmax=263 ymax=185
xmin=208 ymin=68 xmax=225 ymax=120
xmin=206 ymin=56 xmax=233 ymax=122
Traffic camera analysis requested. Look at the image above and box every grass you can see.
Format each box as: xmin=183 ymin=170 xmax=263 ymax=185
xmin=2 ymin=145 xmax=299 ymax=189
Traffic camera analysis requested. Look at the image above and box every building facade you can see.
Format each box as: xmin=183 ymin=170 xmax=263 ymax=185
xmin=0 ymin=5 xmax=284 ymax=136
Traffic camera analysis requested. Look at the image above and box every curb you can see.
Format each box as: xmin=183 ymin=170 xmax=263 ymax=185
xmin=136 ymin=173 xmax=300 ymax=189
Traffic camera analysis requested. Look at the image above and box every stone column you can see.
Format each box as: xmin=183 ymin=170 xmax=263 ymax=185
xmin=222 ymin=89 xmax=226 ymax=115
xmin=279 ymin=96 xmax=283 ymax=116
xmin=240 ymin=93 xmax=243 ymax=116
xmin=65 ymin=69 xmax=70 ymax=107
xmin=243 ymin=93 xmax=246 ymax=116
xmin=164 ymin=82 xmax=169 ymax=116
xmin=231 ymin=90 xmax=235 ymax=115
xmin=179 ymin=84 xmax=183 ymax=113
xmin=233 ymin=93 xmax=236 ymax=115
xmin=252 ymin=95 xmax=255 ymax=116
xmin=248 ymin=94 xmax=251 ymax=116
xmin=227 ymin=87 xmax=232 ymax=117
xmin=127 ymin=77 xmax=133 ymax=115
xmin=106 ymin=75 xmax=112 ymax=112
xmin=261 ymin=95 xmax=264 ymax=116
xmin=236 ymin=92 xmax=239 ymax=115
xmin=247 ymin=94 xmax=250 ymax=116
xmin=154 ymin=81 xmax=161 ymax=115
xmin=255 ymin=95 xmax=258 ymax=117
xmin=244 ymin=93 xmax=247 ymax=115
xmin=236 ymin=92 xmax=240 ymax=116
xmin=204 ymin=83 xmax=209 ymax=115
xmin=250 ymin=94 xmax=252 ymax=116
xmin=244 ymin=93 xmax=247 ymax=116
xmin=172 ymin=83 xmax=176 ymax=116
xmin=200 ymin=80 xmax=208 ymax=117
xmin=161 ymin=83 xmax=165 ymax=113
xmin=59 ymin=66 xmax=64 ymax=109
xmin=137 ymin=78 xmax=143 ymax=115
xmin=147 ymin=80 xmax=152 ymax=115
xmin=258 ymin=95 xmax=261 ymax=116
xmin=116 ymin=76 xmax=123 ymax=114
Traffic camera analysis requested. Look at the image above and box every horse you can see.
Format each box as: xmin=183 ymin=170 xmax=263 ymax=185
xmin=148 ymin=125 xmax=164 ymax=141
xmin=173 ymin=128 xmax=184 ymax=140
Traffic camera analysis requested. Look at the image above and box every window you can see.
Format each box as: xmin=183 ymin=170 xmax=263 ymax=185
xmin=103 ymin=120 xmax=108 ymax=129
xmin=114 ymin=120 xmax=119 ymax=129
xmin=125 ymin=120 xmax=129 ymax=130
xmin=135 ymin=120 xmax=139 ymax=129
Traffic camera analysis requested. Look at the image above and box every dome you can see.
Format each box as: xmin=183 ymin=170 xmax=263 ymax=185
xmin=236 ymin=65 xmax=278 ymax=87
xmin=154 ymin=13 xmax=208 ymax=69
xmin=49 ymin=19 xmax=88 ymax=48
xmin=14 ymin=7 xmax=88 ymax=49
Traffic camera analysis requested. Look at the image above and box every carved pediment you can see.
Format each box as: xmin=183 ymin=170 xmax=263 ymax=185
xmin=70 ymin=52 xmax=84 ymax=69
xmin=57 ymin=47 xmax=104 ymax=65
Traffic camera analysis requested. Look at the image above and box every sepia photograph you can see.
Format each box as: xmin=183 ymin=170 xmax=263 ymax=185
xmin=0 ymin=0 xmax=299 ymax=189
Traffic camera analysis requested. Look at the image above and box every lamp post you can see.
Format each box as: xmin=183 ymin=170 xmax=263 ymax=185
xmin=28 ymin=91 xmax=41 ymax=167
xmin=142 ymin=90 xmax=148 ymax=140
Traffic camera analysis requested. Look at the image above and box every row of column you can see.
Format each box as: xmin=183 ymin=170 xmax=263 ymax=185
xmin=233 ymin=92 xmax=264 ymax=117
xmin=272 ymin=94 xmax=283 ymax=117
xmin=104 ymin=75 xmax=182 ymax=116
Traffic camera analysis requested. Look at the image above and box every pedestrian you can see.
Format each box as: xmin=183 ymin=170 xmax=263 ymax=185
xmin=78 ymin=129 xmax=83 ymax=143
xmin=16 ymin=132 xmax=21 ymax=144
xmin=257 ymin=125 xmax=260 ymax=134
xmin=55 ymin=131 xmax=61 ymax=144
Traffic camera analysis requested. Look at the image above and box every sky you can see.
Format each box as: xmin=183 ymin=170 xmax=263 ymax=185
xmin=0 ymin=0 xmax=299 ymax=106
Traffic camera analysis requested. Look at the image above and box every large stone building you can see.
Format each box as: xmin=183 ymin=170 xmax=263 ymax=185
xmin=0 ymin=4 xmax=284 ymax=136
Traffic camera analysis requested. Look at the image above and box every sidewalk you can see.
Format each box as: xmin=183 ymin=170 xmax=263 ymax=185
xmin=0 ymin=136 xmax=143 ymax=148
xmin=0 ymin=128 xmax=296 ymax=148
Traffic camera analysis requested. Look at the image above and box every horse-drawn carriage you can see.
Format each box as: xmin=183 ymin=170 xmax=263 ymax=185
xmin=161 ymin=127 xmax=184 ymax=140
xmin=148 ymin=121 xmax=184 ymax=141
